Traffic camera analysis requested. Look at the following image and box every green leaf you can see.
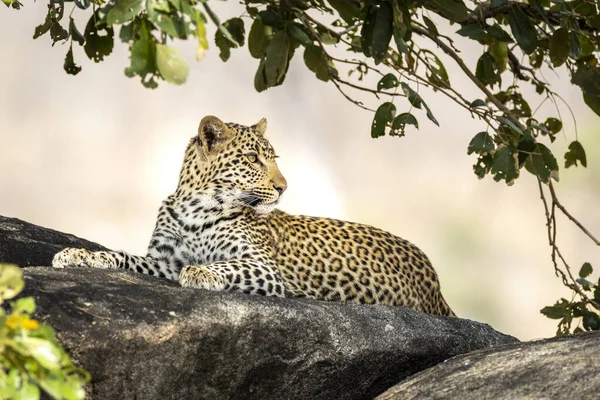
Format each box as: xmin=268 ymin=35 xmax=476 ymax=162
xmin=425 ymin=0 xmax=469 ymax=23
xmin=69 ymin=17 xmax=85 ymax=46
xmin=11 ymin=297 xmax=36 ymax=315
xmin=254 ymin=58 xmax=268 ymax=92
xmin=400 ymin=83 xmax=439 ymax=126
xmin=572 ymin=66 xmax=600 ymax=117
xmin=361 ymin=6 xmax=377 ymax=58
xmin=248 ymin=19 xmax=267 ymax=59
xmin=391 ymin=113 xmax=418 ymax=136
xmin=470 ymin=99 xmax=487 ymax=108
xmin=583 ymin=312 xmax=600 ymax=331
xmin=423 ymin=16 xmax=438 ymax=36
xmin=288 ymin=23 xmax=312 ymax=47
xmin=64 ymin=46 xmax=82 ymax=76
xmin=156 ymin=44 xmax=189 ymax=85
xmin=468 ymin=132 xmax=495 ymax=155
xmin=491 ymin=145 xmax=519 ymax=183
xmin=106 ymin=0 xmax=143 ymax=25
xmin=541 ymin=305 xmax=568 ymax=319
xmin=457 ymin=24 xmax=488 ymax=41
xmin=215 ymin=18 xmax=245 ymax=62
xmin=83 ymin=14 xmax=114 ymax=62
xmin=194 ymin=11 xmax=208 ymax=60
xmin=18 ymin=337 xmax=63 ymax=370
xmin=498 ymin=116 xmax=523 ymax=135
xmin=565 ymin=141 xmax=587 ymax=168
xmin=377 ymin=73 xmax=399 ymax=90
xmin=508 ymin=5 xmax=537 ymax=54
xmin=524 ymin=142 xmax=558 ymax=183
xmin=264 ymin=30 xmax=290 ymax=86
xmin=304 ymin=45 xmax=330 ymax=82
xmin=491 ymin=0 xmax=508 ymax=7
xmin=125 ymin=22 xmax=160 ymax=88
xmin=476 ymin=52 xmax=501 ymax=87
xmin=327 ymin=0 xmax=360 ymax=24
xmin=371 ymin=2 xmax=393 ymax=64
xmin=569 ymin=31 xmax=581 ymax=59
xmin=486 ymin=24 xmax=513 ymax=42
xmin=0 ymin=265 xmax=24 ymax=302
xmin=372 ymin=102 xmax=396 ymax=138
xmin=544 ymin=117 xmax=562 ymax=134
xmin=579 ymin=262 xmax=593 ymax=278
xmin=549 ymin=28 xmax=570 ymax=67
xmin=258 ymin=9 xmax=284 ymax=29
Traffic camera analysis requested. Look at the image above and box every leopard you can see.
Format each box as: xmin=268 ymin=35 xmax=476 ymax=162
xmin=52 ymin=115 xmax=455 ymax=316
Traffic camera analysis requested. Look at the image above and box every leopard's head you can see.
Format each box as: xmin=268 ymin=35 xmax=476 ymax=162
xmin=178 ymin=115 xmax=287 ymax=209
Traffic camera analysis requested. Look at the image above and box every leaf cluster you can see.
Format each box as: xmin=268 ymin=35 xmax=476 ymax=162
xmin=541 ymin=262 xmax=600 ymax=335
xmin=0 ymin=265 xmax=90 ymax=400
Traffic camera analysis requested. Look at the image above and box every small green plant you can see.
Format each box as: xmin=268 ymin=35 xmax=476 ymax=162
xmin=0 ymin=264 xmax=90 ymax=400
xmin=542 ymin=262 xmax=600 ymax=336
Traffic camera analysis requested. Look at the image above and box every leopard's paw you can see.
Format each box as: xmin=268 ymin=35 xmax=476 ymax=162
xmin=52 ymin=248 xmax=93 ymax=269
xmin=179 ymin=265 xmax=226 ymax=291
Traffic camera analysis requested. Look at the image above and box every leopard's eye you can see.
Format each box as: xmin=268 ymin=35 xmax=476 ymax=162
xmin=246 ymin=153 xmax=259 ymax=163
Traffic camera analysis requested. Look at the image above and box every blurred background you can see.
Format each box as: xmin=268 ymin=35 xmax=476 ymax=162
xmin=1 ymin=3 xmax=598 ymax=341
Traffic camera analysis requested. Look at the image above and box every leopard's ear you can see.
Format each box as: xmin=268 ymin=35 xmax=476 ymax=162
xmin=198 ymin=116 xmax=235 ymax=154
xmin=252 ymin=117 xmax=267 ymax=136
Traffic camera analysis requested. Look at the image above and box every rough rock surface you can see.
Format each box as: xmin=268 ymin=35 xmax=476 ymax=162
xmin=3 ymin=216 xmax=519 ymax=399
xmin=0 ymin=215 xmax=107 ymax=267
xmin=377 ymin=331 xmax=600 ymax=400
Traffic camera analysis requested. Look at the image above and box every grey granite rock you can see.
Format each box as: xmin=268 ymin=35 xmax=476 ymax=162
xmin=377 ymin=331 xmax=600 ymax=400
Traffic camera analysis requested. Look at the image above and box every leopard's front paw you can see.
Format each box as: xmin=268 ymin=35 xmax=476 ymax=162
xmin=179 ymin=265 xmax=226 ymax=291
xmin=52 ymin=248 xmax=94 ymax=269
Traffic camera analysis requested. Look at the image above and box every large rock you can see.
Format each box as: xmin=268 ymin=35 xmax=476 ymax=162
xmin=377 ymin=331 xmax=600 ymax=400
xmin=0 ymin=216 xmax=107 ymax=267
xmin=4 ymin=216 xmax=518 ymax=399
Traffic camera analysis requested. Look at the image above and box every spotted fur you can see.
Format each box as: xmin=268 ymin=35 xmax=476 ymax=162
xmin=53 ymin=115 xmax=455 ymax=316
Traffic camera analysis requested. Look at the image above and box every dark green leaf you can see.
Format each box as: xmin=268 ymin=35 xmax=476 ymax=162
xmin=304 ymin=46 xmax=330 ymax=82
xmin=248 ymin=19 xmax=267 ymax=59
xmin=541 ymin=305 xmax=568 ymax=319
xmin=423 ymin=16 xmax=438 ymax=36
xmin=64 ymin=45 xmax=82 ymax=75
xmin=327 ymin=0 xmax=360 ymax=24
xmin=524 ymin=142 xmax=558 ymax=183
xmin=470 ymin=99 xmax=487 ymax=108
xmin=486 ymin=24 xmax=513 ymax=42
xmin=259 ymin=9 xmax=284 ymax=29
xmin=473 ymin=154 xmax=493 ymax=178
xmin=288 ymin=23 xmax=312 ymax=47
xmin=572 ymin=66 xmax=600 ymax=117
xmin=491 ymin=0 xmax=508 ymax=7
xmin=457 ymin=24 xmax=487 ymax=41
xmin=264 ymin=30 xmax=290 ymax=86
xmin=361 ymin=6 xmax=377 ymax=58
xmin=215 ymin=18 xmax=245 ymax=62
xmin=549 ymin=28 xmax=570 ymax=67
xmin=106 ymin=0 xmax=143 ymax=25
xmin=491 ymin=145 xmax=519 ymax=183
xmin=84 ymin=14 xmax=114 ymax=62
xmin=580 ymin=262 xmax=593 ymax=278
xmin=564 ymin=141 xmax=587 ymax=168
xmin=569 ymin=31 xmax=581 ymax=59
xmin=391 ymin=113 xmax=418 ymax=136
xmin=400 ymin=83 xmax=439 ymax=126
xmin=508 ymin=5 xmax=537 ymax=54
xmin=371 ymin=102 xmax=396 ymax=138
xmin=50 ymin=22 xmax=69 ymax=44
xmin=371 ymin=2 xmax=393 ymax=64
xmin=583 ymin=312 xmax=600 ymax=331
xmin=69 ymin=17 xmax=85 ymax=46
xmin=476 ymin=52 xmax=501 ymax=87
xmin=587 ymin=15 xmax=600 ymax=29
xmin=468 ymin=132 xmax=495 ymax=155
xmin=425 ymin=0 xmax=469 ymax=23
xmin=377 ymin=73 xmax=399 ymax=90
xmin=254 ymin=58 xmax=268 ymax=92
xmin=544 ymin=117 xmax=562 ymax=134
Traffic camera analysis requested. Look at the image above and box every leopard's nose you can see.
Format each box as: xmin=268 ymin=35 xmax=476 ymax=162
xmin=274 ymin=184 xmax=287 ymax=196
